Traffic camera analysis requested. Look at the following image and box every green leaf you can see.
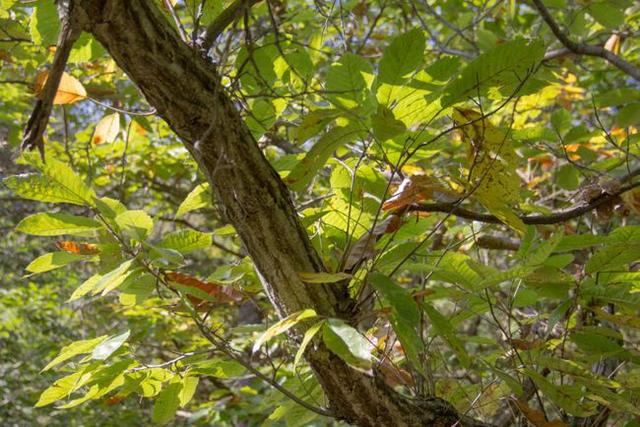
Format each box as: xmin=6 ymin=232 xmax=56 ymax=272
xmin=158 ymin=229 xmax=212 ymax=254
xmin=424 ymin=304 xmax=470 ymax=368
xmin=5 ymin=158 xmax=95 ymax=206
xmin=35 ymin=369 xmax=94 ymax=407
xmin=68 ymin=274 xmax=101 ymax=302
xmin=152 ymin=382 xmax=182 ymax=424
xmin=285 ymin=124 xmax=363 ymax=191
xmin=554 ymin=234 xmax=606 ymax=252
xmin=253 ymin=309 xmax=317 ymax=353
xmin=369 ymin=273 xmax=419 ymax=323
xmin=369 ymin=273 xmax=423 ymax=368
xmin=29 ymin=1 xmax=59 ymax=46
xmin=372 ymin=105 xmax=407 ymax=141
xmin=16 ymin=213 xmax=103 ymax=236
xmin=115 ymin=210 xmax=153 ymax=240
xmin=378 ymin=29 xmax=425 ymax=84
xmin=443 ymin=38 xmax=544 ymax=106
xmin=94 ymin=196 xmax=127 ymax=219
xmin=586 ymin=243 xmax=640 ymax=273
xmin=322 ymin=318 xmax=372 ymax=369
xmin=25 ymin=251 xmax=85 ymax=274
xmin=42 ymin=336 xmax=107 ymax=372
xmin=297 ymin=272 xmax=352 ymax=283
xmin=326 ymin=53 xmax=373 ymax=108
xmin=294 ymin=320 xmax=325 ymax=368
xmin=588 ymin=2 xmax=625 ymax=29
xmin=190 ymin=359 xmax=246 ymax=378
xmin=176 ymin=183 xmax=211 ymax=218
xmin=179 ymin=376 xmax=199 ymax=407
xmin=524 ymin=368 xmax=597 ymax=416
xmin=92 ymin=330 xmax=130 ymax=360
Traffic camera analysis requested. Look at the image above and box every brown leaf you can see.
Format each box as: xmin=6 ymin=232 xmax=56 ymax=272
xmin=510 ymin=338 xmax=544 ymax=350
xmin=56 ymin=241 xmax=100 ymax=255
xmin=33 ymin=70 xmax=87 ymax=104
xmin=513 ymin=399 xmax=569 ymax=427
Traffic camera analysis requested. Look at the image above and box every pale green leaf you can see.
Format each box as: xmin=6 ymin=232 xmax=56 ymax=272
xmin=322 ymin=318 xmax=372 ymax=369
xmin=297 ymin=272 xmax=352 ymax=283
xmin=92 ymin=330 xmax=130 ymax=360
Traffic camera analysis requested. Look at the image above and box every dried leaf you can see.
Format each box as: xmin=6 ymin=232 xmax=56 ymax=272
xmin=382 ymin=175 xmax=459 ymax=211
xmin=93 ymin=113 xmax=120 ymax=144
xmin=56 ymin=240 xmax=100 ymax=255
xmin=604 ymin=33 xmax=621 ymax=55
xmin=34 ymin=70 xmax=87 ymax=104
xmin=622 ymin=187 xmax=640 ymax=215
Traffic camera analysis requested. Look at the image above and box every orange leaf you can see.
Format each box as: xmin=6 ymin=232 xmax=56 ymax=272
xmin=56 ymin=241 xmax=100 ymax=255
xmin=165 ymin=271 xmax=244 ymax=308
xmin=104 ymin=395 xmax=125 ymax=406
xmin=34 ymin=70 xmax=87 ymax=105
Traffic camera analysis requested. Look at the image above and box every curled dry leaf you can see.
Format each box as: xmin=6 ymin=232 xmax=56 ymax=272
xmin=344 ymin=214 xmax=403 ymax=271
xmin=34 ymin=70 xmax=87 ymax=105
xmin=382 ymin=175 xmax=459 ymax=211
xmin=56 ymin=241 xmax=100 ymax=255
xmin=165 ymin=271 xmax=244 ymax=308
xmin=604 ymin=33 xmax=621 ymax=55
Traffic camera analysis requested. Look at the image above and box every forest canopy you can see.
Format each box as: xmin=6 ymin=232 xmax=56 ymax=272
xmin=1 ymin=0 xmax=640 ymax=426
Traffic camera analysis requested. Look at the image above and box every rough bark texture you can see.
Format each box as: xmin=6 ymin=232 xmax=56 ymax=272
xmin=72 ymin=1 xmax=483 ymax=425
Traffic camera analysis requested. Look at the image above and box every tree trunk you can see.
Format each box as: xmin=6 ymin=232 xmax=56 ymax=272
xmin=72 ymin=1 xmax=484 ymax=425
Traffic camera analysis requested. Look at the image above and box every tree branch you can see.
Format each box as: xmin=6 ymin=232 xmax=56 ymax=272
xmin=531 ymin=0 xmax=640 ymax=82
xmin=201 ymin=0 xmax=262 ymax=51
xmin=410 ymin=174 xmax=640 ymax=225
xmin=21 ymin=2 xmax=81 ymax=159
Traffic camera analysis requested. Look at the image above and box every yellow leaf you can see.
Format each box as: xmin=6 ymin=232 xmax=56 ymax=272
xmin=34 ymin=70 xmax=87 ymax=104
xmin=453 ymin=108 xmax=525 ymax=233
xmin=92 ymin=113 xmax=120 ymax=144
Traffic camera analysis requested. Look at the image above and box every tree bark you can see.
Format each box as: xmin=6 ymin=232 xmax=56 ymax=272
xmin=72 ymin=1 xmax=484 ymax=425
